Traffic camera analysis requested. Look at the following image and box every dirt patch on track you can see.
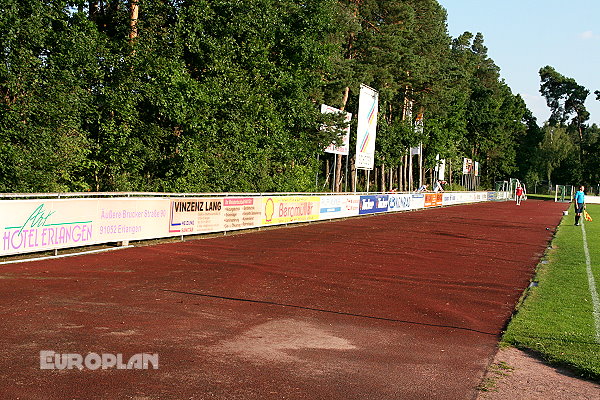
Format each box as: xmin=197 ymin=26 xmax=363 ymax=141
xmin=478 ymin=347 xmax=600 ymax=399
xmin=0 ymin=200 xmax=568 ymax=399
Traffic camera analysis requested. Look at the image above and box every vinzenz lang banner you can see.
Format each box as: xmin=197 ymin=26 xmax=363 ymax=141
xmin=355 ymin=84 xmax=379 ymax=170
xmin=321 ymin=104 xmax=352 ymax=156
xmin=169 ymin=198 xmax=224 ymax=234
xmin=169 ymin=197 xmax=263 ymax=234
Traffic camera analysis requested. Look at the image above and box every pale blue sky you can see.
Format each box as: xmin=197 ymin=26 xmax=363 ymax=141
xmin=438 ymin=0 xmax=600 ymax=126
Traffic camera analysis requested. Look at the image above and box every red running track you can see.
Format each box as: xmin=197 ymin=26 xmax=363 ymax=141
xmin=0 ymin=200 xmax=568 ymax=399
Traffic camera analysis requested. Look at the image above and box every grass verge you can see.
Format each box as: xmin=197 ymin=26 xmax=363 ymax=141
xmin=526 ymin=193 xmax=556 ymax=200
xmin=502 ymin=203 xmax=600 ymax=380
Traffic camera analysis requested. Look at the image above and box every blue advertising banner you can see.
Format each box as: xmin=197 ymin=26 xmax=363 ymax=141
xmin=359 ymin=195 xmax=389 ymax=215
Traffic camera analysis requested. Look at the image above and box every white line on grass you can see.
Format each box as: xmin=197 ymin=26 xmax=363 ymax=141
xmin=581 ymin=222 xmax=600 ymax=343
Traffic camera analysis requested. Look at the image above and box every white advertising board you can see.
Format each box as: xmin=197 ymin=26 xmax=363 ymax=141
xmin=318 ymin=195 xmax=360 ymax=220
xmin=1 ymin=198 xmax=170 ymax=256
xmin=387 ymin=194 xmax=414 ymax=212
xmin=321 ymin=104 xmax=352 ymax=155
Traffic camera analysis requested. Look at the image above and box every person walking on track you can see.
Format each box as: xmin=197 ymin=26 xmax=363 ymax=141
xmin=574 ymin=185 xmax=586 ymax=226
xmin=515 ymin=184 xmax=524 ymax=206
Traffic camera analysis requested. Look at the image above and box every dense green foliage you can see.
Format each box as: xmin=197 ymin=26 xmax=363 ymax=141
xmin=0 ymin=1 xmax=595 ymax=193
xmin=519 ymin=66 xmax=600 ymax=191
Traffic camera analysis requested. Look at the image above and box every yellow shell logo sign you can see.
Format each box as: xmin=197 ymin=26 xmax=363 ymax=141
xmin=265 ymin=198 xmax=275 ymax=222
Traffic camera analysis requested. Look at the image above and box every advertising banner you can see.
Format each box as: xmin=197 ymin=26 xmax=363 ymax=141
xmin=321 ymin=104 xmax=352 ymax=155
xmin=1 ymin=191 xmax=497 ymax=257
xmin=388 ymin=194 xmax=413 ymax=212
xmin=423 ymin=193 xmax=443 ymax=208
xmin=411 ymin=193 xmax=426 ymax=209
xmin=415 ymin=113 xmax=424 ymax=135
xmin=2 ymin=200 xmax=95 ymax=256
xmin=97 ymin=198 xmax=169 ymax=241
xmin=355 ymin=84 xmax=379 ymax=170
xmin=222 ymin=197 xmax=263 ymax=231
xmin=495 ymin=191 xmax=509 ymax=200
xmin=442 ymin=192 xmax=459 ymax=205
xmin=358 ymin=195 xmax=388 ymax=215
xmin=1 ymin=198 xmax=170 ymax=257
xmin=169 ymin=198 xmax=224 ymax=234
xmin=442 ymin=192 xmax=488 ymax=206
xmin=462 ymin=158 xmax=473 ymax=174
xmin=318 ymin=195 xmax=360 ymax=220
xmin=263 ymin=196 xmax=320 ymax=225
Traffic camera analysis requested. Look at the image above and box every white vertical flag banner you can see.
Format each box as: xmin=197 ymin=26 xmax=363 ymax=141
xmin=321 ymin=104 xmax=351 ymax=155
xmin=462 ymin=158 xmax=473 ymax=174
xmin=414 ymin=112 xmax=424 ymax=135
xmin=437 ymin=158 xmax=446 ymax=180
xmin=412 ymin=112 xmax=424 ymax=155
xmin=355 ymin=84 xmax=379 ymax=170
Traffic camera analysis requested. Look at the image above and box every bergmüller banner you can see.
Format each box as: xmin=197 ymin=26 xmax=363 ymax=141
xmin=321 ymin=104 xmax=351 ymax=155
xmin=355 ymin=84 xmax=379 ymax=170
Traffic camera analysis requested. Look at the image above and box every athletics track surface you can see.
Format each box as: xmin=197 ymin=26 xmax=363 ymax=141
xmin=0 ymin=199 xmax=568 ymax=399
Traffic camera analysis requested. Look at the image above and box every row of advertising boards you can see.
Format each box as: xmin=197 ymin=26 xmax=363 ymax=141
xmin=1 ymin=191 xmax=498 ymax=257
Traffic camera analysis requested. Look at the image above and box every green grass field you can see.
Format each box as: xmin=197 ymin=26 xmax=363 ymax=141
xmin=525 ymin=193 xmax=556 ymax=200
xmin=502 ymin=203 xmax=600 ymax=380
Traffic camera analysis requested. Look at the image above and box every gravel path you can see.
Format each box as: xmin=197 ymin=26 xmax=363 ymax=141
xmin=477 ymin=347 xmax=600 ymax=399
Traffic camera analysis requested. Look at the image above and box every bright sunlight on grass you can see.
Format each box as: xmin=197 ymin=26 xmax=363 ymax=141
xmin=503 ymin=204 xmax=600 ymax=380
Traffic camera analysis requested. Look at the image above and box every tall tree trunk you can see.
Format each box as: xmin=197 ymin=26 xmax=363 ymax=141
xmin=398 ymin=164 xmax=403 ymax=191
xmin=337 ymin=85 xmax=350 ymax=193
xmin=338 ymin=0 xmax=356 ymax=193
xmin=341 ymin=86 xmax=350 ymax=111
xmin=89 ymin=1 xmax=99 ymax=21
xmin=335 ymin=154 xmax=343 ymax=192
xmin=325 ymin=158 xmax=330 ymax=189
xmin=373 ymin=166 xmax=378 ymax=192
xmin=430 ymin=168 xmax=434 ymax=188
xmin=402 ymin=80 xmax=412 ymax=192
xmin=129 ymin=1 xmax=139 ymax=41
xmin=351 ymin=157 xmax=356 ymax=192
xmin=408 ymin=154 xmax=413 ymax=191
